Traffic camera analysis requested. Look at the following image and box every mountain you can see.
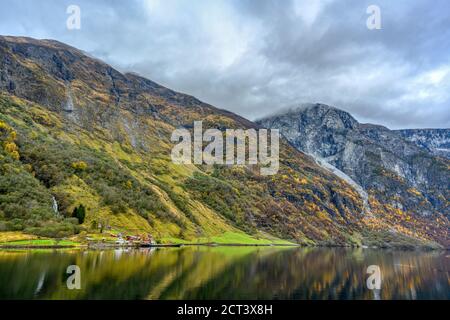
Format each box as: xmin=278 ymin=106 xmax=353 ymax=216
xmin=0 ymin=36 xmax=447 ymax=247
xmin=396 ymin=129 xmax=450 ymax=159
xmin=257 ymin=104 xmax=449 ymax=246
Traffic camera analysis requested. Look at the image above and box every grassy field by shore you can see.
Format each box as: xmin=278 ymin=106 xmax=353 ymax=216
xmin=0 ymin=231 xmax=295 ymax=248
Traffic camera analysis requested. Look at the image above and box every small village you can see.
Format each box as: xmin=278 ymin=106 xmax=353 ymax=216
xmin=86 ymin=233 xmax=181 ymax=248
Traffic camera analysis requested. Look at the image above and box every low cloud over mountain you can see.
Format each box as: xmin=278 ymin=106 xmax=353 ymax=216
xmin=1 ymin=0 xmax=449 ymax=129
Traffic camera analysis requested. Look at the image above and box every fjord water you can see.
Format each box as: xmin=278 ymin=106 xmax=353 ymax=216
xmin=0 ymin=247 xmax=448 ymax=300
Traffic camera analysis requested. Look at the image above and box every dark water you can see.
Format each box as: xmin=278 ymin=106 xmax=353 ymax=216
xmin=0 ymin=247 xmax=448 ymax=300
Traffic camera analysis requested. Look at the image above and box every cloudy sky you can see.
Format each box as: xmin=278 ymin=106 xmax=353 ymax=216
xmin=1 ymin=0 xmax=449 ymax=128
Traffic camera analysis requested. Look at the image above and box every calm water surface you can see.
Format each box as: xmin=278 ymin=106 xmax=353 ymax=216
xmin=0 ymin=247 xmax=448 ymax=300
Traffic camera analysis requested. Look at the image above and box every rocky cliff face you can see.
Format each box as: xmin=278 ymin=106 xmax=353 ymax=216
xmin=0 ymin=36 xmax=448 ymax=247
xmin=396 ymin=129 xmax=450 ymax=159
xmin=258 ymin=104 xmax=449 ymax=246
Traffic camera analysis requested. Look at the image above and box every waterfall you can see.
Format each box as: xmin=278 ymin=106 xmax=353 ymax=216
xmin=64 ymin=87 xmax=75 ymax=112
xmin=51 ymin=196 xmax=59 ymax=216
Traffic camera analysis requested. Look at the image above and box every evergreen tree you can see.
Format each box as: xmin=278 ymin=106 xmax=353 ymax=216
xmin=72 ymin=204 xmax=86 ymax=224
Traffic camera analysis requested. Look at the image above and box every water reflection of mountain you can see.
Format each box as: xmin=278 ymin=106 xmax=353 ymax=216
xmin=0 ymin=248 xmax=448 ymax=300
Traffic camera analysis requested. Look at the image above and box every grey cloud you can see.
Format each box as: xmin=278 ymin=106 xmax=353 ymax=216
xmin=0 ymin=0 xmax=449 ymax=129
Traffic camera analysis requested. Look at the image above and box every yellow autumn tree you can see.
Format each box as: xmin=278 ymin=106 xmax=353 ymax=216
xmin=0 ymin=120 xmax=20 ymax=160
xmin=71 ymin=161 xmax=88 ymax=171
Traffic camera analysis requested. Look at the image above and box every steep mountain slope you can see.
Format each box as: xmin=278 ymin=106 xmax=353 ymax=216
xmin=257 ymin=104 xmax=449 ymax=246
xmin=0 ymin=36 xmax=447 ymax=247
xmin=396 ymin=129 xmax=450 ymax=159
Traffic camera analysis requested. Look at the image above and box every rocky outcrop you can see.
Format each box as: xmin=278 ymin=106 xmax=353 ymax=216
xmin=257 ymin=104 xmax=450 ymax=225
xmin=396 ymin=129 xmax=450 ymax=159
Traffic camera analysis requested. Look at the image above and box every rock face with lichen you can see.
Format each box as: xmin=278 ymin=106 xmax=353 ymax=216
xmin=0 ymin=36 xmax=448 ymax=247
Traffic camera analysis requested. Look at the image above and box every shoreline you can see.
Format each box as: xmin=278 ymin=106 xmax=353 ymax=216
xmin=0 ymin=242 xmax=299 ymax=250
xmin=0 ymin=242 xmax=445 ymax=250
